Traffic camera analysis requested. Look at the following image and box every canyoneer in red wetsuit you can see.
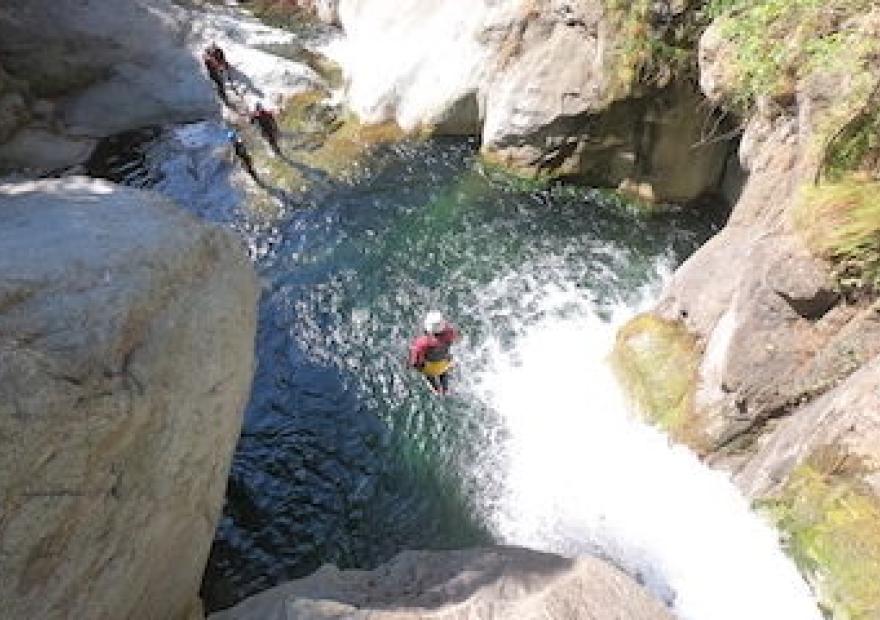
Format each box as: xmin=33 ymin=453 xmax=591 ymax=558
xmin=408 ymin=311 xmax=458 ymax=395
xmin=203 ymin=42 xmax=230 ymax=102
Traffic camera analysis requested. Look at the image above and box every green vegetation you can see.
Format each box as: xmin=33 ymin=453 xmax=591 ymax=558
xmin=249 ymin=89 xmax=405 ymax=192
xmin=821 ymin=108 xmax=880 ymax=181
xmin=795 ymin=178 xmax=880 ymax=295
xmin=603 ymin=0 xmax=699 ymax=93
xmin=239 ymin=0 xmax=319 ymax=34
xmin=611 ymin=313 xmax=710 ymax=452
xmin=759 ymin=448 xmax=880 ymax=619
xmin=709 ymin=0 xmax=878 ymax=109
xmin=707 ymin=0 xmax=880 ymax=295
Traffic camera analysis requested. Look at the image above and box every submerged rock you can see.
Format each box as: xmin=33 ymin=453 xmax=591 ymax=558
xmin=0 ymin=177 xmax=259 ymax=620
xmin=209 ymin=546 xmax=674 ymax=620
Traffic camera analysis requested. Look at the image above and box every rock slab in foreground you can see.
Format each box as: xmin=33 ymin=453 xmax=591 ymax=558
xmin=0 ymin=177 xmax=259 ymax=620
xmin=210 ymin=546 xmax=674 ymax=620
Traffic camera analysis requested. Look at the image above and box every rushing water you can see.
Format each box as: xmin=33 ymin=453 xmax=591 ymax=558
xmin=88 ymin=124 xmax=820 ymax=619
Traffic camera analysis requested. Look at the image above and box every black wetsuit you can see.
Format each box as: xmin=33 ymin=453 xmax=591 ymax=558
xmin=204 ymin=54 xmax=227 ymax=101
xmin=232 ymin=137 xmax=257 ymax=179
xmin=251 ymin=110 xmax=280 ymax=151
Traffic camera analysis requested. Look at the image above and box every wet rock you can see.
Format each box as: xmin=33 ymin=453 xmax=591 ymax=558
xmin=208 ymin=546 xmax=674 ymax=620
xmin=0 ymin=177 xmax=259 ymax=620
xmin=611 ymin=313 xmax=714 ymax=452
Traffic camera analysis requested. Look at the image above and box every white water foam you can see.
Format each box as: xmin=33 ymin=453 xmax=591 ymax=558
xmin=323 ymin=0 xmax=495 ymax=130
xmin=471 ymin=278 xmax=821 ymax=620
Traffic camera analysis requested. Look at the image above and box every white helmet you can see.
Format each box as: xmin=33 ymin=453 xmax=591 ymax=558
xmin=424 ymin=311 xmax=445 ymax=334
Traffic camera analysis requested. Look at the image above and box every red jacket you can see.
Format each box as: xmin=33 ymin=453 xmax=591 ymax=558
xmin=204 ymin=54 xmax=226 ymax=77
xmin=409 ymin=326 xmax=457 ymax=369
xmin=205 ymin=45 xmax=229 ymax=70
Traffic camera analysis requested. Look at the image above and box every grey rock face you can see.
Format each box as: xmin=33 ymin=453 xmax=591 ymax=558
xmin=330 ymin=0 xmax=730 ymax=201
xmin=654 ymin=16 xmax=880 ymax=456
xmin=0 ymin=0 xmax=217 ymax=138
xmin=0 ymin=0 xmax=321 ymax=177
xmin=735 ymin=354 xmax=880 ymax=498
xmin=209 ymin=546 xmax=674 ymax=620
xmin=0 ymin=177 xmax=259 ymax=620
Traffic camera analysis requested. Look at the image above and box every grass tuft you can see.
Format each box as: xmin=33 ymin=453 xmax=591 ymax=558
xmin=758 ymin=448 xmax=880 ymax=619
xmin=796 ymin=178 xmax=880 ymax=295
xmin=603 ymin=0 xmax=700 ymax=94
xmin=709 ymin=0 xmax=878 ymax=110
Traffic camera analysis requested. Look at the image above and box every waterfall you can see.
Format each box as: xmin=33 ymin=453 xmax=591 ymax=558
xmin=104 ymin=120 xmax=822 ymax=616
xmin=471 ymin=278 xmax=821 ymax=620
xmin=324 ymin=0 xmax=494 ymax=130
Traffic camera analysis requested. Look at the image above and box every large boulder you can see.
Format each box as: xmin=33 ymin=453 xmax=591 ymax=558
xmin=326 ymin=0 xmax=729 ymax=202
xmin=209 ymin=546 xmax=674 ymax=620
xmin=0 ymin=177 xmax=259 ymax=620
xmin=0 ymin=0 xmax=323 ymax=173
xmin=0 ymin=0 xmax=217 ymax=137
xmin=634 ymin=10 xmax=880 ymax=458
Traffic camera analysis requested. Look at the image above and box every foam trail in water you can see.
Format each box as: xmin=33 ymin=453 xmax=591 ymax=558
xmin=473 ymin=282 xmax=821 ymax=620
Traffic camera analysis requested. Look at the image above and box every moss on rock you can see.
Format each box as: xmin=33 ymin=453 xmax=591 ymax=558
xmin=611 ymin=313 xmax=710 ymax=451
xmin=476 ymin=152 xmax=556 ymax=190
xmin=246 ymin=88 xmax=406 ymax=192
xmin=298 ymin=115 xmax=404 ymax=178
xmin=759 ymin=448 xmax=880 ymax=619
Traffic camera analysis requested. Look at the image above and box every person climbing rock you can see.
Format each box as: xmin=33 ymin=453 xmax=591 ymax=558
xmin=250 ymin=101 xmax=281 ymax=153
xmin=206 ymin=42 xmax=229 ymax=70
xmin=204 ymin=42 xmax=230 ymax=102
xmin=408 ymin=311 xmax=458 ymax=396
xmin=227 ymin=129 xmax=257 ymax=181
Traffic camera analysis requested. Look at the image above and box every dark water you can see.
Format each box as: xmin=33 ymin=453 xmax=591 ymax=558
xmin=87 ymin=130 xmax=726 ymax=611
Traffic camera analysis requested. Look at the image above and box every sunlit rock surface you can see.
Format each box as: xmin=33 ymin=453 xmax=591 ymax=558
xmin=0 ymin=0 xmax=321 ymax=174
xmin=209 ymin=547 xmax=674 ymax=620
xmin=0 ymin=177 xmax=259 ymax=619
xmin=325 ymin=0 xmax=729 ymax=201
xmin=616 ymin=6 xmax=880 ymax=616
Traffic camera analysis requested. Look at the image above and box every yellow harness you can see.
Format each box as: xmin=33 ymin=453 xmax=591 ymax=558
xmin=421 ymin=359 xmax=452 ymax=377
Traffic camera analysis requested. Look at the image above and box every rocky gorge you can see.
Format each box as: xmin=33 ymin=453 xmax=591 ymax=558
xmin=1 ymin=0 xmax=878 ymax=618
